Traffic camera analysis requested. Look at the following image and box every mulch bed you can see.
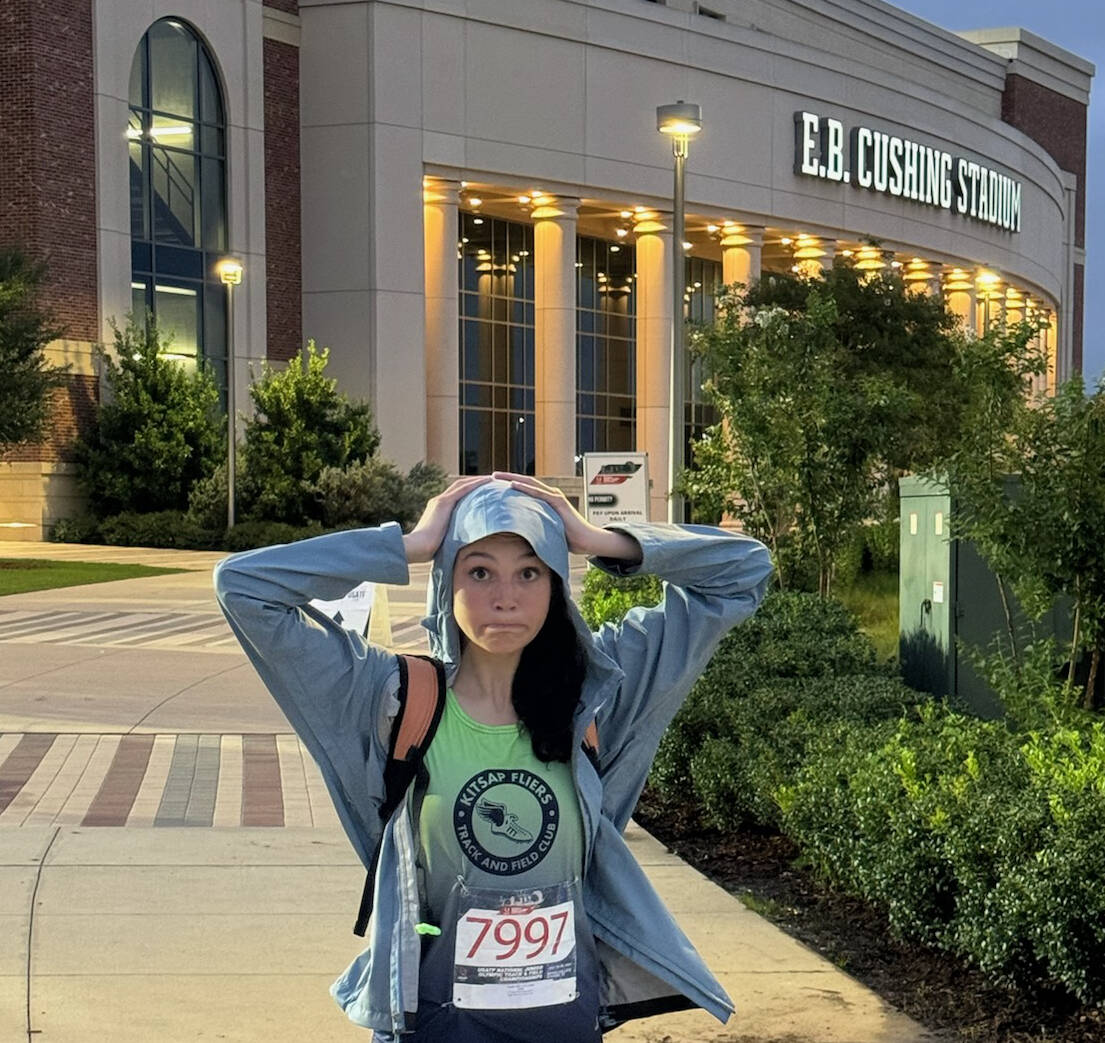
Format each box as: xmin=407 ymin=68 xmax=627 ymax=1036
xmin=634 ymin=791 xmax=1105 ymax=1043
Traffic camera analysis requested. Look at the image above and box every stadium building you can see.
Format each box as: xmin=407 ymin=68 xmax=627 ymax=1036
xmin=0 ymin=0 xmax=1093 ymax=534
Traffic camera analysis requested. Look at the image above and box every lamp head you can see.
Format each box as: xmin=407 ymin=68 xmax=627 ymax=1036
xmin=656 ymin=101 xmax=702 ymax=136
xmin=216 ymin=258 xmax=244 ymax=286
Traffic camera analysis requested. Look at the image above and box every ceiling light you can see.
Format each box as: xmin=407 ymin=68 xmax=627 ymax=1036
xmin=615 ymin=228 xmax=628 ymax=238
xmin=468 ymin=197 xmax=482 ymax=207
xmin=780 ymin=237 xmax=792 ymax=246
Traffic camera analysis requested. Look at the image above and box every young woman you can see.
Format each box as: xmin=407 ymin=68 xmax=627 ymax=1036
xmin=214 ymin=472 xmax=773 ymax=1041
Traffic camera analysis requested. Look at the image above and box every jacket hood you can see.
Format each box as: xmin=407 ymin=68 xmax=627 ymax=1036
xmin=420 ymin=479 xmax=621 ymax=700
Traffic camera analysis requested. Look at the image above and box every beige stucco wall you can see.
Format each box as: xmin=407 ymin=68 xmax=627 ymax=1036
xmin=298 ymin=0 xmax=1087 ymax=491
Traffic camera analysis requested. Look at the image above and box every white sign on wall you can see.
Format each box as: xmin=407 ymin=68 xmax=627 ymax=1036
xmin=582 ymin=453 xmax=650 ymax=525
xmin=793 ymin=111 xmax=1022 ymax=233
xmin=310 ymin=582 xmax=375 ymax=637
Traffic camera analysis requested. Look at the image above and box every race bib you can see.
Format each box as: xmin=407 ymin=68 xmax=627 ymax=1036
xmin=452 ymin=884 xmax=577 ymax=1009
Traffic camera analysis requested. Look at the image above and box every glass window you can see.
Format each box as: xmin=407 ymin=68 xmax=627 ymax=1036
xmin=129 ymin=18 xmax=228 ymax=399
xmin=457 ymin=211 xmax=535 ymax=474
xmin=576 ymin=236 xmax=637 ymax=473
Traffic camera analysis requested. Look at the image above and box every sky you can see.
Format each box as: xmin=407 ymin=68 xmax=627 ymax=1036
xmin=889 ymin=0 xmax=1103 ymax=382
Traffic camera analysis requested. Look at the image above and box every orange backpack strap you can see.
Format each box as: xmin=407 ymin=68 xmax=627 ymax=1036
xmin=583 ymin=719 xmax=599 ymax=759
xmin=354 ymin=654 xmax=446 ymax=937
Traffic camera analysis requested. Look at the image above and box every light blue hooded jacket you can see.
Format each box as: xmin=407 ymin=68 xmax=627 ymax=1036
xmin=214 ymin=481 xmax=773 ymax=1037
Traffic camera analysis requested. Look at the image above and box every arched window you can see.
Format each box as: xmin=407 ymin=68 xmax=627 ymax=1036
xmin=128 ymin=18 xmax=228 ymax=400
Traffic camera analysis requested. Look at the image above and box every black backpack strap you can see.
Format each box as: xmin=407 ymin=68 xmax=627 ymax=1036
xmin=353 ymin=654 xmax=447 ymax=937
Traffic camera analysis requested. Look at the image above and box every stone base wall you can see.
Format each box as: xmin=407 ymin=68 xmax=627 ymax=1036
xmin=0 ymin=462 xmax=84 ymax=541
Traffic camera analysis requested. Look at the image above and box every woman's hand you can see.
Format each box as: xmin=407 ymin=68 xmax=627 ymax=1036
xmin=491 ymin=472 xmax=642 ymax=564
xmin=402 ymin=476 xmax=493 ymax=563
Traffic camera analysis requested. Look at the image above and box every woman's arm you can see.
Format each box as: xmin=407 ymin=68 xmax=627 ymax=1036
xmin=588 ymin=522 xmax=773 ymax=831
xmin=214 ymin=523 xmax=412 ymax=865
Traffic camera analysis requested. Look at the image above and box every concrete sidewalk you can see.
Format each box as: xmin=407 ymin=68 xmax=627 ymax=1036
xmin=0 ymin=542 xmax=939 ymax=1042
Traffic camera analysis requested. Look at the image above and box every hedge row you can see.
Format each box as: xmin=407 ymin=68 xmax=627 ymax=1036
xmin=583 ymin=567 xmax=1105 ymax=1006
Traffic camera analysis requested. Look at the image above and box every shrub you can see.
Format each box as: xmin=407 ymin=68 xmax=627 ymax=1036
xmin=652 ymin=591 xmax=881 ymax=793
xmin=689 ymin=673 xmax=922 ymax=830
xmin=238 ymin=340 xmax=379 ymax=524
xmin=186 ymin=462 xmax=229 ymax=531
xmin=74 ymin=316 xmax=223 ymax=516
xmin=98 ymin=510 xmax=222 ymax=550
xmin=50 ymin=515 xmax=102 ymax=544
xmin=0 ymin=247 xmax=67 ymax=452
xmin=309 ymin=458 xmax=448 ymax=530
xmin=578 ymin=566 xmax=663 ymax=630
xmin=224 ymin=519 xmax=324 ymax=552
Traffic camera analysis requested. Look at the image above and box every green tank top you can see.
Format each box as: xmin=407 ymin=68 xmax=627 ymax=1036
xmin=418 ymin=688 xmax=585 ymax=923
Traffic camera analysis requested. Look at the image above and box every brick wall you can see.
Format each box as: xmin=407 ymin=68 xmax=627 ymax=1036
xmin=264 ymin=37 xmax=303 ymax=363
xmin=0 ymin=0 xmax=98 ymax=341
xmin=1 ymin=374 xmax=98 ymax=464
xmin=1001 ymin=73 xmax=1087 ymax=249
xmin=1000 ymin=73 xmax=1088 ymax=370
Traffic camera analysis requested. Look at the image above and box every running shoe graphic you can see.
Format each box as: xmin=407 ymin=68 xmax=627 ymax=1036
xmin=475 ymin=799 xmax=534 ymax=843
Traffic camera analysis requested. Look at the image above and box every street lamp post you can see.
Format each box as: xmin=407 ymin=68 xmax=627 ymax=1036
xmin=657 ymin=101 xmax=701 ymax=523
xmin=215 ymin=258 xmax=244 ymax=530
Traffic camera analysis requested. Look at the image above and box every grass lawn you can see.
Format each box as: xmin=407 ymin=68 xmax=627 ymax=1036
xmin=0 ymin=559 xmax=188 ymax=596
xmin=836 ymin=570 xmax=899 ymax=662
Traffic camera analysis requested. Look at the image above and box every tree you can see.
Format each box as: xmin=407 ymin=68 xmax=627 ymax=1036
xmin=944 ymin=376 xmax=1105 ymax=710
xmin=0 ymin=247 xmax=67 ymax=451
xmin=238 ymin=339 xmax=380 ymax=524
xmin=75 ymin=316 xmax=224 ymax=515
xmin=681 ymin=263 xmax=1042 ymax=595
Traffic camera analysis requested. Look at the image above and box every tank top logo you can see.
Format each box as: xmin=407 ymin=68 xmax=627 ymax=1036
xmin=452 ymin=768 xmax=559 ymax=875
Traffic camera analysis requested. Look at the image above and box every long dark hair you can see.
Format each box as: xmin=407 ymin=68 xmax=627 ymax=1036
xmin=458 ymin=572 xmax=587 ymax=763
xmin=512 ymin=573 xmax=588 ymax=762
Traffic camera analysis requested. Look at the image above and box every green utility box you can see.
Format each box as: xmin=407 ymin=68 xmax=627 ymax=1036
xmin=898 ymin=476 xmax=1070 ymax=717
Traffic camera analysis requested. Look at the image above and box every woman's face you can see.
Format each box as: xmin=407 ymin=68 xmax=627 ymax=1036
xmin=452 ymin=533 xmax=552 ymax=656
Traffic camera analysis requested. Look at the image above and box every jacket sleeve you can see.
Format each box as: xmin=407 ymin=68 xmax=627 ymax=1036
xmin=212 ymin=523 xmax=410 ymax=866
xmin=588 ymin=522 xmax=773 ymax=830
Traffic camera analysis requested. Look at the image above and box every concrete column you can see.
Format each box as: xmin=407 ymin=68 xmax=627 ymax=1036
xmin=903 ymin=259 xmax=939 ymax=296
xmin=720 ymin=225 xmax=763 ymax=289
xmin=1044 ymin=309 xmax=1059 ymax=389
xmin=634 ymin=209 xmax=673 ymax=522
xmin=423 ymin=178 xmax=460 ymax=475
xmin=532 ymin=196 xmax=580 ymax=478
xmin=942 ymin=267 xmax=976 ymax=331
xmin=975 ymin=271 xmax=1006 ymax=335
xmin=792 ymin=235 xmax=835 ymax=278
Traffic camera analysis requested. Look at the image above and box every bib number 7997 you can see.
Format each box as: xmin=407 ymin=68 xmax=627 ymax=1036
xmin=462 ymin=907 xmax=571 ymax=962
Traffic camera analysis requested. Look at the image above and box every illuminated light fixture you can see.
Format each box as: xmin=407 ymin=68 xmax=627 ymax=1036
xmin=620 ymin=210 xmax=633 ymax=219
xmin=518 ymin=250 xmax=529 ymax=257
xmin=780 ymin=236 xmax=792 ymax=246
xmin=598 ymin=273 xmax=607 ymax=281
xmin=657 ymin=101 xmax=703 ymax=138
xmin=634 ymin=206 xmax=646 ymax=213
xmin=976 ymin=268 xmax=1001 ymax=286
xmin=615 ymin=228 xmax=628 ymax=238
xmin=518 ymin=195 xmax=531 ymax=204
xmin=942 ymin=267 xmax=973 ymax=293
xmin=891 ymin=260 xmax=903 ymax=269
xmin=841 ymin=249 xmax=854 ymax=258
xmin=460 ymin=181 xmax=469 ymax=188
xmin=512 ymin=255 xmax=520 ymax=262
xmin=477 ymin=250 xmax=490 ymax=258
xmin=694 ymin=281 xmax=702 ymax=289
xmin=683 ymin=241 xmax=692 ymax=250
xmin=468 ymin=197 xmax=482 ymax=207
xmin=853 ymin=246 xmax=887 ymax=274
xmin=610 ymin=245 xmax=621 ymax=253
xmin=791 ymin=265 xmax=800 ymax=273
xmin=575 ymin=262 xmax=583 ymax=268
xmin=461 ymin=237 xmax=469 ymax=244
xmin=472 ymin=217 xmax=484 ymax=225
xmin=706 ymin=224 xmax=719 ymax=233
